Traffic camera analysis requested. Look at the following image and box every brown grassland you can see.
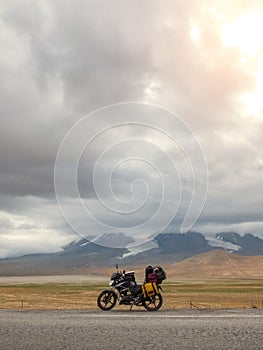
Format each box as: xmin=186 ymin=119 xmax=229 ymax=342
xmin=0 ymin=279 xmax=262 ymax=310
xmin=1 ymin=251 xmax=263 ymax=310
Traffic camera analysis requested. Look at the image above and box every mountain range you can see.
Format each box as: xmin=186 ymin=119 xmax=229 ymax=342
xmin=0 ymin=231 xmax=263 ymax=276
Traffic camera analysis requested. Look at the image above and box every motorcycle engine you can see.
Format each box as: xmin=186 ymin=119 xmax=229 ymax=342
xmin=120 ymin=295 xmax=132 ymax=305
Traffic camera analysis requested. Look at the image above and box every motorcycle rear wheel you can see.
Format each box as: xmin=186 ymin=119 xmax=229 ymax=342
xmin=97 ymin=290 xmax=117 ymax=311
xmin=143 ymin=293 xmax=163 ymax=311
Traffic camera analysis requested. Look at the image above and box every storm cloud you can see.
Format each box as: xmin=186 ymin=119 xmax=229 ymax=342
xmin=0 ymin=0 xmax=263 ymax=257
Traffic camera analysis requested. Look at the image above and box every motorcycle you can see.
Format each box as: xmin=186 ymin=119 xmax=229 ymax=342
xmin=97 ymin=264 xmax=166 ymax=311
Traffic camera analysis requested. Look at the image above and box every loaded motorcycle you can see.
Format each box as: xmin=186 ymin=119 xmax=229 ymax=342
xmin=97 ymin=265 xmax=166 ymax=311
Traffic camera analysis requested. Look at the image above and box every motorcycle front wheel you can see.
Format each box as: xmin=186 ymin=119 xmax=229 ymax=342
xmin=143 ymin=293 xmax=163 ymax=311
xmin=97 ymin=290 xmax=117 ymax=311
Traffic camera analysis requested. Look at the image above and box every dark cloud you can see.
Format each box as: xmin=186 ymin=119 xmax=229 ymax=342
xmin=0 ymin=0 xmax=263 ymax=256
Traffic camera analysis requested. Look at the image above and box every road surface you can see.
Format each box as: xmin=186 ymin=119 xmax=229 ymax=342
xmin=0 ymin=309 xmax=262 ymax=349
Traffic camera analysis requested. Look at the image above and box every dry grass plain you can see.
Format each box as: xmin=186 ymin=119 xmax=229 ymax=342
xmin=1 ymin=251 xmax=263 ymax=310
xmin=0 ymin=279 xmax=262 ymax=310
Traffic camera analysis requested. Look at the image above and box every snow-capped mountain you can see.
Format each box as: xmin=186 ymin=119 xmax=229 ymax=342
xmin=122 ymin=239 xmax=159 ymax=258
xmin=1 ymin=231 xmax=263 ymax=275
xmin=207 ymin=235 xmax=241 ymax=251
xmin=91 ymin=232 xmax=134 ymax=248
xmin=214 ymin=232 xmax=263 ymax=255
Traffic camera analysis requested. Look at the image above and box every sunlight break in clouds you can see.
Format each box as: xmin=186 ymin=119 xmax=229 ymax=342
xmin=221 ymin=11 xmax=263 ymax=118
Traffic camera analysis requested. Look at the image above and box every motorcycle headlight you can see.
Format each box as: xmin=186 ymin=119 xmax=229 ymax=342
xmin=109 ymin=280 xmax=114 ymax=286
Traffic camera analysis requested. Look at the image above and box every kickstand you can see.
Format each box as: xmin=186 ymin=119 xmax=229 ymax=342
xmin=129 ymin=302 xmax=135 ymax=311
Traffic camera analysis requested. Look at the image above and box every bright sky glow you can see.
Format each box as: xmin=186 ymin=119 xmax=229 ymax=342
xmin=221 ymin=12 xmax=263 ymax=117
xmin=190 ymin=25 xmax=201 ymax=44
xmin=242 ymin=55 xmax=263 ymax=118
xmin=221 ymin=12 xmax=263 ymax=58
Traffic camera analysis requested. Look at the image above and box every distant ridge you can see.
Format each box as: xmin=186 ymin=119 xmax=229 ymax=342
xmin=0 ymin=231 xmax=263 ymax=276
xmin=166 ymin=250 xmax=263 ymax=279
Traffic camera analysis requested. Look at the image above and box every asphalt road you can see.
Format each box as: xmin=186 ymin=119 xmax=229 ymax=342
xmin=0 ymin=309 xmax=263 ymax=350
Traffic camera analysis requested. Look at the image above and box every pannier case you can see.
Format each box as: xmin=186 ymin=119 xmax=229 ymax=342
xmin=142 ymin=282 xmax=159 ymax=298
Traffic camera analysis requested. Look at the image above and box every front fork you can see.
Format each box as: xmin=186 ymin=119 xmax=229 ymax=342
xmin=109 ymin=286 xmax=121 ymax=302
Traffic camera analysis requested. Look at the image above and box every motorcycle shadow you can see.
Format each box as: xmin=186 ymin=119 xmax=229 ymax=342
xmin=99 ymin=308 xmax=165 ymax=313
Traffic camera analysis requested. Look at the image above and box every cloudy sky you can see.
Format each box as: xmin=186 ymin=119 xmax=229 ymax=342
xmin=0 ymin=0 xmax=263 ymax=257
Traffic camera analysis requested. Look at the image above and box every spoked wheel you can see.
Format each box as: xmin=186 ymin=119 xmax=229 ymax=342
xmin=143 ymin=293 xmax=163 ymax=311
xmin=97 ymin=290 xmax=117 ymax=311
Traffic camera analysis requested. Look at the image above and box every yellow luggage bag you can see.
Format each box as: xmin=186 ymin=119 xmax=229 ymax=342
xmin=142 ymin=282 xmax=159 ymax=298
